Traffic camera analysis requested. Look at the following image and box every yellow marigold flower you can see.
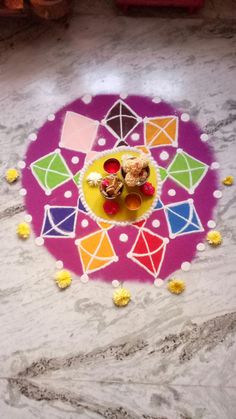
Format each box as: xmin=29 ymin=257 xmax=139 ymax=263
xmin=222 ymin=176 xmax=234 ymax=186
xmin=113 ymin=287 xmax=131 ymax=307
xmin=167 ymin=279 xmax=185 ymax=295
xmin=207 ymin=230 xmax=222 ymax=246
xmin=5 ymin=168 xmax=19 ymax=183
xmin=55 ymin=270 xmax=72 ymax=289
xmin=17 ymin=222 xmax=30 ymax=239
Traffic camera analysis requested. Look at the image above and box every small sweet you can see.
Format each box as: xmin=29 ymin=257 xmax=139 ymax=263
xmin=100 ymin=175 xmax=123 ymax=199
xmin=86 ymin=172 xmax=102 ymax=186
xmin=121 ymin=153 xmax=150 ymax=187
xmin=207 ymin=230 xmax=222 ymax=246
xmin=103 ymin=200 xmax=120 ymax=215
xmin=125 ymin=172 xmax=138 ymax=187
xmin=139 ymin=168 xmax=149 ymax=183
xmin=113 ymin=287 xmax=131 ymax=307
xmin=140 ymin=182 xmax=155 ymax=196
xmin=55 ymin=269 xmax=72 ymax=289
xmin=222 ymin=176 xmax=234 ymax=186
xmin=5 ymin=168 xmax=19 ymax=184
xmin=17 ymin=222 xmax=30 ymax=239
xmin=167 ymin=279 xmax=185 ymax=295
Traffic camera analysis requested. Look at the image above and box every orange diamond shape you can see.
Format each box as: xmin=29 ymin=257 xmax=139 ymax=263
xmin=144 ymin=116 xmax=178 ymax=148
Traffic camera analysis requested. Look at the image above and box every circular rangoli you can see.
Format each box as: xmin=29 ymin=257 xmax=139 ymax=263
xmin=22 ymin=94 xmax=219 ymax=284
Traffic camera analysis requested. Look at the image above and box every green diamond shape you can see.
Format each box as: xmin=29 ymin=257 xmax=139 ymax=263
xmin=168 ymin=151 xmax=208 ymax=192
xmin=159 ymin=166 xmax=168 ymax=182
xmin=31 ymin=151 xmax=71 ymax=192
xmin=73 ymin=171 xmax=80 ymax=186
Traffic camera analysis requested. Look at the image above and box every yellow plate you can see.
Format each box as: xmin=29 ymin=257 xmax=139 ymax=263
xmin=80 ymin=148 xmax=160 ymax=224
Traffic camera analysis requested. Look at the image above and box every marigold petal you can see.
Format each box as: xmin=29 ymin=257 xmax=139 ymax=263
xmin=222 ymin=176 xmax=234 ymax=186
xmin=207 ymin=230 xmax=222 ymax=246
xmin=113 ymin=287 xmax=131 ymax=307
xmin=55 ymin=270 xmax=72 ymax=289
xmin=6 ymin=168 xmax=19 ymax=183
xmin=17 ymin=222 xmax=30 ymax=239
xmin=167 ymin=279 xmax=185 ymax=295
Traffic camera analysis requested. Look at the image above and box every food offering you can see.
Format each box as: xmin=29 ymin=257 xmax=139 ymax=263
xmin=80 ymin=147 xmax=159 ymax=224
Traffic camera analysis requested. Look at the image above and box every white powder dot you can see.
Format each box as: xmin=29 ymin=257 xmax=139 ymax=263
xmin=24 ymin=214 xmax=32 ymax=223
xmin=168 ymin=189 xmax=176 ymax=197
xmin=120 ymin=93 xmax=128 ymax=99
xmin=181 ymin=113 xmax=190 ymax=122
xmin=112 ymin=280 xmax=120 ymax=288
xmin=55 ymin=260 xmax=63 ymax=269
xmin=71 ymin=156 xmax=79 ymax=164
xmin=152 ymin=219 xmax=160 ymax=228
xmin=19 ymin=188 xmax=27 ymax=196
xmin=200 ymin=133 xmax=209 ymax=142
xmin=81 ymin=219 xmax=89 ymax=228
xmin=181 ymin=261 xmax=191 ymax=271
xmin=154 ymin=278 xmax=163 ymax=287
xmin=152 ymin=97 xmax=161 ymax=104
xmin=80 ymin=273 xmax=89 ymax=283
xmin=98 ymin=138 xmax=106 ymax=146
xmin=211 ymin=162 xmax=220 ymax=170
xmin=82 ymin=94 xmax=92 ymax=104
xmin=35 ymin=237 xmax=44 ymax=246
xmin=64 ymin=191 xmax=72 ymax=198
xmin=160 ymin=151 xmax=169 ymax=161
xmin=28 ymin=133 xmax=37 ymax=141
xmin=197 ymin=243 xmax=205 ymax=252
xmin=17 ymin=161 xmax=26 ymax=169
xmin=48 ymin=114 xmax=55 ymax=121
xmin=213 ymin=190 xmax=222 ymax=199
xmin=45 ymin=190 xmax=51 ymax=196
xmin=119 ymin=233 xmax=128 ymax=242
xmin=131 ymin=133 xmax=140 ymax=141
xmin=207 ymin=220 xmax=216 ymax=228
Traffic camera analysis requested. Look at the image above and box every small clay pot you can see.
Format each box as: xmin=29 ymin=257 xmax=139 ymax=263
xmin=125 ymin=193 xmax=142 ymax=211
xmin=100 ymin=175 xmax=124 ymax=200
xmin=103 ymin=158 xmax=121 ymax=174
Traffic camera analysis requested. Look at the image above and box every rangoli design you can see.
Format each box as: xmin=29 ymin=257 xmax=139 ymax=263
xmin=22 ymin=95 xmax=219 ymax=283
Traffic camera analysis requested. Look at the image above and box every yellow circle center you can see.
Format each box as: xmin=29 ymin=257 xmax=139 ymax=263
xmin=80 ymin=148 xmax=159 ymax=224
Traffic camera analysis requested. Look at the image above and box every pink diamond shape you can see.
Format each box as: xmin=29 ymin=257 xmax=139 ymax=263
xmin=60 ymin=111 xmax=99 ymax=153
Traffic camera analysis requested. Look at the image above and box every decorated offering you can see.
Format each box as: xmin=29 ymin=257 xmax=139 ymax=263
xmin=100 ymin=174 xmax=124 ymax=199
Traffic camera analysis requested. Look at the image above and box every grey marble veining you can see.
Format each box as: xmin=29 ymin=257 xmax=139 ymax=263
xmin=0 ymin=1 xmax=236 ymax=418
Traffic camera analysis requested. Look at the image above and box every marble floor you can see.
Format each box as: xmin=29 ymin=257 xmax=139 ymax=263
xmin=0 ymin=1 xmax=236 ymax=418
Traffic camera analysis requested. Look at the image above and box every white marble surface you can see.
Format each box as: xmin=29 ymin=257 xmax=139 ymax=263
xmin=0 ymin=1 xmax=236 ymax=418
